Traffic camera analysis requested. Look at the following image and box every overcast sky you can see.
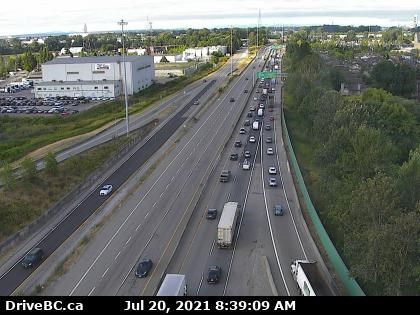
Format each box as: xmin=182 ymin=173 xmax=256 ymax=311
xmin=1 ymin=0 xmax=419 ymax=36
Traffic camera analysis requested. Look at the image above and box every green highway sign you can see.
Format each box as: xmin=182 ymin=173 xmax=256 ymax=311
xmin=257 ymin=72 xmax=277 ymax=79
xmin=271 ymin=45 xmax=282 ymax=49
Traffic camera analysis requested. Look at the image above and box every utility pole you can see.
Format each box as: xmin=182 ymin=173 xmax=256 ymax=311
xmin=231 ymin=26 xmax=233 ymax=76
xmin=256 ymin=9 xmax=259 ymax=55
xmin=118 ymin=19 xmax=129 ymax=136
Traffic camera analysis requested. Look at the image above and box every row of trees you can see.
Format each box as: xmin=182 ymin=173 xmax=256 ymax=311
xmin=284 ymin=32 xmax=420 ymax=295
xmin=0 ymin=47 xmax=53 ymax=76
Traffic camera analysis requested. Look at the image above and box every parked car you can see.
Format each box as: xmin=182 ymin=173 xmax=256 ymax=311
xmin=135 ymin=259 xmax=153 ymax=278
xmin=99 ymin=184 xmax=113 ymax=196
xmin=207 ymin=265 xmax=221 ymax=284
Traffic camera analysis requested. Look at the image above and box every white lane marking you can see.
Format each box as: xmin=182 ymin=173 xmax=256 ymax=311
xmin=115 ymin=251 xmax=121 ymax=260
xmin=273 ymin=111 xmax=308 ymax=260
xmin=171 ymin=176 xmax=175 ymax=182
xmin=197 ymin=276 xmax=204 ymax=295
xmin=209 ymin=240 xmax=215 ymax=256
xmin=226 ymin=193 xmax=231 ymax=202
xmin=160 ymin=192 xmax=164 ymax=198
xmin=101 ymin=268 xmax=109 ymax=278
xmin=152 ymin=202 xmax=157 ymax=208
xmin=88 ymin=287 xmax=95 ymax=296
xmin=136 ymin=224 xmax=142 ymax=232
xmin=125 ymin=236 xmax=132 ymax=246
xmin=145 ymin=212 xmax=150 ymax=219
xmin=69 ymin=56 xmax=250 ymax=295
xmin=260 ymin=122 xmax=291 ymax=296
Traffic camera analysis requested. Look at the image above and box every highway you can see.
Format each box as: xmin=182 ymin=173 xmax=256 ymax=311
xmin=42 ymin=50 xmax=263 ymax=296
xmin=0 ymin=51 xmax=248 ymax=296
xmin=165 ymin=50 xmax=335 ymax=296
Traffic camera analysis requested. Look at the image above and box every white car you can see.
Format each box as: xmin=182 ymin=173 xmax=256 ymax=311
xmin=100 ymin=184 xmax=113 ymax=196
xmin=242 ymin=159 xmax=251 ymax=170
xmin=269 ymin=177 xmax=278 ymax=187
xmin=268 ymin=167 xmax=277 ymax=175
xmin=259 ymin=103 xmax=265 ymax=109
xmin=249 ymin=136 xmax=256 ymax=143
xmin=253 ymin=97 xmax=258 ymax=101
xmin=267 ymin=147 xmax=274 ymax=155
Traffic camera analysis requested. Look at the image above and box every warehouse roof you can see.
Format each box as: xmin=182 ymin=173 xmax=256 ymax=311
xmin=44 ymin=55 xmax=147 ymax=65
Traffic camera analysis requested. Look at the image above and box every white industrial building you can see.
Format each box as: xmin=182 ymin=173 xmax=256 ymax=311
xmin=153 ymin=54 xmax=183 ymax=63
xmin=35 ymin=55 xmax=154 ymax=98
xmin=182 ymin=45 xmax=227 ymax=61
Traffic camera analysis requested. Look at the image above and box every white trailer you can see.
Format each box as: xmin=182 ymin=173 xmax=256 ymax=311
xmin=291 ymin=260 xmax=333 ymax=296
xmin=217 ymin=202 xmax=239 ymax=248
xmin=156 ymin=274 xmax=187 ymax=296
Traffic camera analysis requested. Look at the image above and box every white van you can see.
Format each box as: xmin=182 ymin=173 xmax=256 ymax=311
xmin=257 ymin=108 xmax=264 ymax=117
xmin=252 ymin=121 xmax=259 ymax=130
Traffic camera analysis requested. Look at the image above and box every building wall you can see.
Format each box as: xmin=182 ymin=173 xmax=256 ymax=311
xmin=41 ymin=56 xmax=154 ymax=95
xmin=35 ymin=82 xmax=120 ymax=98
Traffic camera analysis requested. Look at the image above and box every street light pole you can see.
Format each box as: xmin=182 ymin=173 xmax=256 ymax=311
xmin=230 ymin=26 xmax=233 ymax=76
xmin=118 ymin=19 xmax=129 ymax=136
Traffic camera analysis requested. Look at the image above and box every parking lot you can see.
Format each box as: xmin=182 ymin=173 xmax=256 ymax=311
xmin=0 ymin=92 xmax=111 ymax=117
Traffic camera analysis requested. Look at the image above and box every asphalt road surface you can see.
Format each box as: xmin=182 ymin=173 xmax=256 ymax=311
xmin=37 ymin=51 xmax=260 ymax=296
xmin=0 ymin=51 xmax=249 ymax=296
xmin=165 ymin=51 xmax=335 ymax=296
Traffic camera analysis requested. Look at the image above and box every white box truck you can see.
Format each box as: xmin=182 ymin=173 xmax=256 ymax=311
xmin=156 ymin=274 xmax=187 ymax=296
xmin=217 ymin=202 xmax=239 ymax=248
xmin=257 ymin=108 xmax=264 ymax=117
xmin=252 ymin=121 xmax=259 ymax=130
xmin=291 ymin=260 xmax=333 ymax=296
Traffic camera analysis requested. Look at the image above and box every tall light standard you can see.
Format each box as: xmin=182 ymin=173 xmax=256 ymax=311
xmin=230 ymin=26 xmax=233 ymax=76
xmin=118 ymin=19 xmax=129 ymax=136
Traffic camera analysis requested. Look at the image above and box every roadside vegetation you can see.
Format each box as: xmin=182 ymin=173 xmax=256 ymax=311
xmin=283 ymin=32 xmax=420 ymax=295
xmin=0 ymin=134 xmax=133 ymax=242
xmin=0 ymin=58 xmax=228 ymax=164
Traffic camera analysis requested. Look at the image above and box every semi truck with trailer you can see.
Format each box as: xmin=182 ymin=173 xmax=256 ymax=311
xmin=156 ymin=274 xmax=187 ymax=296
xmin=291 ymin=260 xmax=333 ymax=296
xmin=217 ymin=202 xmax=240 ymax=248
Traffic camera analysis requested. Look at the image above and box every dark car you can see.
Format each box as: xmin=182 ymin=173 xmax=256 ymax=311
xmin=274 ymin=204 xmax=284 ymax=216
xmin=265 ymin=124 xmax=271 ymax=130
xmin=247 ymin=112 xmax=253 ymax=118
xmin=266 ymin=137 xmax=273 ymax=143
xmin=244 ymin=89 xmax=248 ymax=93
xmin=244 ymin=120 xmax=251 ymax=126
xmin=244 ymin=150 xmax=251 ymax=158
xmin=21 ymin=248 xmax=44 ymax=269
xmin=193 ymin=100 xmax=199 ymax=105
xmin=135 ymin=259 xmax=153 ymax=278
xmin=230 ymin=153 xmax=239 ymax=161
xmin=229 ymin=97 xmax=235 ymax=102
xmin=207 ymin=208 xmax=218 ymax=220
xmin=207 ymin=265 xmax=222 ymax=284
xmin=234 ymin=140 xmax=242 ymax=147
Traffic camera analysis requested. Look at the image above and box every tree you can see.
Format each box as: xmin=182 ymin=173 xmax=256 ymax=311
xmin=397 ymin=146 xmax=420 ymax=210
xmin=21 ymin=157 xmax=37 ymax=183
xmin=22 ymin=51 xmax=37 ymax=71
xmin=0 ymin=162 xmax=16 ymax=191
xmin=45 ymin=152 xmax=59 ymax=176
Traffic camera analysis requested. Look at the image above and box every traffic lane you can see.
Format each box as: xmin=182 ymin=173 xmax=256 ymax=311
xmin=225 ymin=153 xmax=284 ymax=296
xmin=0 ymin=81 xmax=215 ymax=296
xmin=66 ymin=69 xmax=249 ymax=296
xmin=67 ymin=85 xmax=237 ymax=295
